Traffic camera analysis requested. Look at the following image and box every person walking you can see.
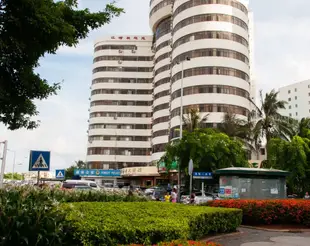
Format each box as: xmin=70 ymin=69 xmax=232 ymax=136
xmin=304 ymin=192 xmax=310 ymax=199
xmin=171 ymin=188 xmax=177 ymax=203
xmin=164 ymin=192 xmax=171 ymax=202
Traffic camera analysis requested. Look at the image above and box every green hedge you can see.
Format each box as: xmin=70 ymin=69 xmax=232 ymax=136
xmin=0 ymin=186 xmax=147 ymax=245
xmin=62 ymin=202 xmax=242 ymax=245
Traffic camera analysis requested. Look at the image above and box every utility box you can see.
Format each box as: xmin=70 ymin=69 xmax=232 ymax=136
xmin=215 ymin=167 xmax=289 ymax=199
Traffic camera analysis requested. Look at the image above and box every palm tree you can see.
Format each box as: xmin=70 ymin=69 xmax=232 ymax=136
xmin=292 ymin=117 xmax=310 ymax=138
xmin=220 ymin=110 xmax=261 ymax=160
xmin=182 ymin=106 xmax=209 ymax=132
xmin=255 ymin=90 xmax=294 ymax=146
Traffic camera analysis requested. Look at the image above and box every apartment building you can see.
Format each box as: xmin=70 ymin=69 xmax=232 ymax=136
xmin=86 ymin=0 xmax=256 ymax=169
xmin=150 ymin=0 xmax=254 ymax=161
xmin=87 ymin=36 xmax=154 ymax=170
xmin=278 ymin=79 xmax=310 ymax=119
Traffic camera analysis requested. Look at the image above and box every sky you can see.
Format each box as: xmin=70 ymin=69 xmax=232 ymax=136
xmin=1 ymin=0 xmax=310 ymax=173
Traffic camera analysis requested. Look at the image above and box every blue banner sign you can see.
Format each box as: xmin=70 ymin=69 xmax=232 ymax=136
xmin=74 ymin=169 xmax=121 ymax=177
xmin=193 ymin=172 xmax=213 ymax=179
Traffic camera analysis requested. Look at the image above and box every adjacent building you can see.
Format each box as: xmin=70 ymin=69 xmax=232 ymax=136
xmin=278 ymin=79 xmax=310 ymax=119
xmin=150 ymin=0 xmax=254 ymax=161
xmin=87 ymin=36 xmax=154 ymax=173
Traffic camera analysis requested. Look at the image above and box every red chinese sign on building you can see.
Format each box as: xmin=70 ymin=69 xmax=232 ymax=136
xmin=111 ymin=36 xmax=147 ymax=40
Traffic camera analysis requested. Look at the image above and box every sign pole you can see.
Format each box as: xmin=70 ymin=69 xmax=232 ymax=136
xmin=188 ymin=159 xmax=193 ymax=196
xmin=37 ymin=171 xmax=40 ymax=185
xmin=0 ymin=140 xmax=8 ymax=189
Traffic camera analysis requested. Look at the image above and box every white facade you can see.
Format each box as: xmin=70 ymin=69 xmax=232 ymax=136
xmin=278 ymin=79 xmax=310 ymax=119
xmin=150 ymin=0 xmax=254 ymax=161
xmin=87 ymin=36 xmax=153 ymax=169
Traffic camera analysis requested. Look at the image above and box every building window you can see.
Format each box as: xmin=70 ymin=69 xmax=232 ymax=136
xmin=289 ymin=113 xmax=292 ymax=117
xmin=288 ymin=90 xmax=291 ymax=94
xmin=260 ymin=148 xmax=266 ymax=156
xmin=288 ymin=98 xmax=291 ymax=101
xmin=295 ymin=96 xmax=297 ymax=100
xmin=289 ymin=106 xmax=291 ymax=109
xmin=295 ymin=88 xmax=297 ymax=92
xmin=308 ymin=85 xmax=310 ymax=88
xmin=296 ymin=112 xmax=298 ymax=116
xmin=295 ymin=104 xmax=298 ymax=108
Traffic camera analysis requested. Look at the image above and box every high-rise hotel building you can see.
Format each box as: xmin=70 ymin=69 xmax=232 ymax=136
xmin=87 ymin=0 xmax=255 ymax=169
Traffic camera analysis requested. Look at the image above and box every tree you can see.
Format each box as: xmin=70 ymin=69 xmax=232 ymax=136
xmin=4 ymin=173 xmax=24 ymax=180
xmin=292 ymin=117 xmax=310 ymax=138
xmin=65 ymin=160 xmax=86 ymax=179
xmin=160 ymin=128 xmax=248 ymax=173
xmin=0 ymin=0 xmax=123 ymax=130
xmin=268 ymin=136 xmax=310 ymax=195
xmin=182 ymin=107 xmax=208 ymax=132
xmin=255 ymin=90 xmax=294 ymax=146
xmin=219 ymin=111 xmax=262 ymax=160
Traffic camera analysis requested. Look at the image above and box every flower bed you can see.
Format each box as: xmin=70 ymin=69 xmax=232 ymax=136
xmin=62 ymin=202 xmax=242 ymax=245
xmin=206 ymin=199 xmax=310 ymax=226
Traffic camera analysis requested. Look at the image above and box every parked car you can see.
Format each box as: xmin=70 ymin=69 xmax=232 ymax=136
xmin=62 ymin=180 xmax=100 ymax=190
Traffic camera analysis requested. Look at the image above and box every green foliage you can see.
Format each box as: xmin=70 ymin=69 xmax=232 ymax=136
xmin=0 ymin=186 xmax=148 ymax=245
xmin=65 ymin=160 xmax=87 ymax=179
xmin=161 ymin=128 xmax=248 ymax=173
xmin=268 ymin=136 xmax=310 ymax=194
xmin=62 ymin=202 xmax=242 ymax=245
xmin=4 ymin=172 xmax=24 ymax=180
xmin=0 ymin=0 xmax=123 ymax=129
xmin=0 ymin=187 xmax=69 ymax=245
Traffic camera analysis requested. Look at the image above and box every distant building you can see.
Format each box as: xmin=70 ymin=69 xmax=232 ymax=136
xmin=278 ymin=79 xmax=310 ymax=119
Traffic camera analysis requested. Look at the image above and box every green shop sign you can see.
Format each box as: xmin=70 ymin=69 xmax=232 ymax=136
xmin=158 ymin=161 xmax=178 ymax=173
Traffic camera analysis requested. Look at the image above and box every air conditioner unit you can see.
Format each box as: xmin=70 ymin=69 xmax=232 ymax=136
xmin=131 ymin=49 xmax=136 ymax=53
xmin=119 ymin=50 xmax=123 ymax=53
xmin=114 ymin=116 xmax=118 ymax=120
xmin=88 ymin=97 xmax=91 ymax=100
xmin=118 ymin=60 xmax=122 ymax=64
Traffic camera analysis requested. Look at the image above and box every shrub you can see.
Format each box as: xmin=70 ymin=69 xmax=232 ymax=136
xmin=0 ymin=186 xmax=148 ymax=245
xmin=62 ymin=202 xmax=242 ymax=245
xmin=206 ymin=199 xmax=310 ymax=226
xmin=0 ymin=187 xmax=70 ymax=246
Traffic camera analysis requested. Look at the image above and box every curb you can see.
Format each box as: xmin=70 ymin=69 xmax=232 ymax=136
xmin=239 ymin=225 xmax=310 ymax=233
xmin=201 ymin=231 xmax=242 ymax=242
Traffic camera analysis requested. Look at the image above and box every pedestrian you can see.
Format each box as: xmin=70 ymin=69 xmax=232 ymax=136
xmin=164 ymin=192 xmax=171 ymax=202
xmin=304 ymin=192 xmax=310 ymax=199
xmin=171 ymin=188 xmax=177 ymax=203
xmin=190 ymin=192 xmax=196 ymax=204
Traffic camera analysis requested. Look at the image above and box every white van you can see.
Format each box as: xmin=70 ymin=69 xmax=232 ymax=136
xmin=62 ymin=180 xmax=100 ymax=190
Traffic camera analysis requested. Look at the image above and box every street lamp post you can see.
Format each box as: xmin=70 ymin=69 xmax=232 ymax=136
xmin=7 ymin=149 xmax=16 ymax=180
xmin=0 ymin=140 xmax=8 ymax=188
xmin=176 ymin=57 xmax=190 ymax=202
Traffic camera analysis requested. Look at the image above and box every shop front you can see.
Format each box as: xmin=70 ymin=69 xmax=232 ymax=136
xmin=121 ymin=166 xmax=163 ymax=187
xmin=74 ymin=169 xmax=121 ymax=186
xmin=158 ymin=161 xmax=178 ymax=185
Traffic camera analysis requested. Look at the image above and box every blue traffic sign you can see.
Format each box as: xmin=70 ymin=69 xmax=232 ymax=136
xmin=74 ymin=169 xmax=121 ymax=177
xmin=193 ymin=172 xmax=213 ymax=179
xmin=55 ymin=169 xmax=65 ymax=179
xmin=29 ymin=150 xmax=50 ymax=171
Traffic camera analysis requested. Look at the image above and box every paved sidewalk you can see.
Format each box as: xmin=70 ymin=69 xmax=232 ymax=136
xmin=212 ymin=228 xmax=310 ymax=246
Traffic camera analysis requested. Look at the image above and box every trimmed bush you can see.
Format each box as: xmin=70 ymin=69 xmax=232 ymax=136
xmin=0 ymin=186 xmax=147 ymax=245
xmin=206 ymin=199 xmax=310 ymax=226
xmin=62 ymin=202 xmax=242 ymax=245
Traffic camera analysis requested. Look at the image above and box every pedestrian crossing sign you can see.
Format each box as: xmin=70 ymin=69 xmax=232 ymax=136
xmin=55 ymin=169 xmax=65 ymax=179
xmin=29 ymin=150 xmax=51 ymax=171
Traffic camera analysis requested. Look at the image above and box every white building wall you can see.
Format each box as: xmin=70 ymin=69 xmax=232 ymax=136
xmin=278 ymin=79 xmax=310 ymax=119
xmin=86 ymin=36 xmax=153 ymax=170
xmin=150 ymin=0 xmax=253 ymax=161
